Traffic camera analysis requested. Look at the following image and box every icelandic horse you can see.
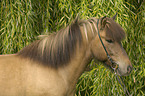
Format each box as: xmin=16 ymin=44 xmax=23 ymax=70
xmin=0 ymin=14 xmax=132 ymax=96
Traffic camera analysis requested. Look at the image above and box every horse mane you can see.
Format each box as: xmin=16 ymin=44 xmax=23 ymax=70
xmin=18 ymin=18 xmax=82 ymax=68
xmin=89 ymin=17 xmax=125 ymax=42
xmin=105 ymin=17 xmax=125 ymax=42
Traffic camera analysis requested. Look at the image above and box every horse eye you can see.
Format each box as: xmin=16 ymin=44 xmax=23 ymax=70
xmin=106 ymin=39 xmax=113 ymax=43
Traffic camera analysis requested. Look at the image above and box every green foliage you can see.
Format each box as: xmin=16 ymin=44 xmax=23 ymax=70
xmin=0 ymin=0 xmax=38 ymax=54
xmin=0 ymin=0 xmax=144 ymax=95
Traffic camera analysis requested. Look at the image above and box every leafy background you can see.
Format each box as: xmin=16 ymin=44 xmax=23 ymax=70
xmin=0 ymin=0 xmax=144 ymax=95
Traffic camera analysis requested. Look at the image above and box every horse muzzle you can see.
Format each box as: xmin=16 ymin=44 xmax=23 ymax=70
xmin=116 ymin=65 xmax=133 ymax=76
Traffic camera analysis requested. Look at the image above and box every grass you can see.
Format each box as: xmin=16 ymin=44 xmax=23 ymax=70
xmin=0 ymin=0 xmax=144 ymax=95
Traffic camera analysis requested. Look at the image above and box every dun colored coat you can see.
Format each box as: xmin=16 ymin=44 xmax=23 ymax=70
xmin=0 ymin=15 xmax=132 ymax=96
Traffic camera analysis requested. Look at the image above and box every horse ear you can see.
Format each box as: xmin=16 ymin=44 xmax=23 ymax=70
xmin=101 ymin=16 xmax=107 ymax=29
xmin=112 ymin=13 xmax=117 ymax=20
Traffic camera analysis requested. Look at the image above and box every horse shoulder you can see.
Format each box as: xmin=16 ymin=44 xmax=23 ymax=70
xmin=22 ymin=60 xmax=68 ymax=96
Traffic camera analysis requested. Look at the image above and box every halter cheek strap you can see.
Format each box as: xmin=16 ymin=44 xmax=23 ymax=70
xmin=96 ymin=19 xmax=118 ymax=70
xmin=96 ymin=19 xmax=131 ymax=96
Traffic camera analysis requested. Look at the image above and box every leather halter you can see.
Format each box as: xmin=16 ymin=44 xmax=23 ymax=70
xmin=96 ymin=18 xmax=118 ymax=71
xmin=96 ymin=19 xmax=131 ymax=96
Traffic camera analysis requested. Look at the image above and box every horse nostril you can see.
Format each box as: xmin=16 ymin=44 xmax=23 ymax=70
xmin=127 ymin=66 xmax=132 ymax=73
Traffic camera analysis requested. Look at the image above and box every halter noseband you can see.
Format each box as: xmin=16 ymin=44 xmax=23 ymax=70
xmin=96 ymin=19 xmax=131 ymax=96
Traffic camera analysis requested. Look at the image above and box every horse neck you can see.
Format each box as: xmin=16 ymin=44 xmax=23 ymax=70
xmin=58 ymin=44 xmax=92 ymax=92
xmin=58 ymin=22 xmax=94 ymax=90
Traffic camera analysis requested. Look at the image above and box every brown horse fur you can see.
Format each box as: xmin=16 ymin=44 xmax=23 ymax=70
xmin=0 ymin=15 xmax=132 ymax=96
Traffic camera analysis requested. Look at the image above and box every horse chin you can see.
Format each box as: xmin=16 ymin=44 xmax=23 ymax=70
xmin=103 ymin=61 xmax=114 ymax=71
